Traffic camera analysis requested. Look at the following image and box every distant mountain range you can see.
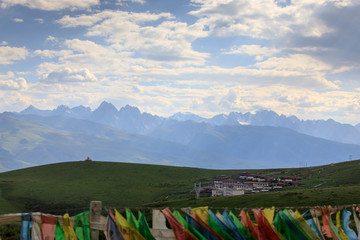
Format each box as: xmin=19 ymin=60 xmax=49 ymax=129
xmin=21 ymin=101 xmax=360 ymax=145
xmin=0 ymin=101 xmax=358 ymax=171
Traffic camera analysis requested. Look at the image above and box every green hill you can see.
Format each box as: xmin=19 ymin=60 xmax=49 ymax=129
xmin=0 ymin=160 xmax=359 ymax=214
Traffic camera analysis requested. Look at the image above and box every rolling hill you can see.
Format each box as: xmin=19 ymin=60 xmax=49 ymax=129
xmin=0 ymin=160 xmax=359 ymax=215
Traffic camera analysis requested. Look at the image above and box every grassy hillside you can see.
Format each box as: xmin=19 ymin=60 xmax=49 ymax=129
xmin=0 ymin=160 xmax=359 ymax=214
xmin=146 ymin=185 xmax=360 ymax=210
xmin=0 ymin=161 xmax=236 ymax=214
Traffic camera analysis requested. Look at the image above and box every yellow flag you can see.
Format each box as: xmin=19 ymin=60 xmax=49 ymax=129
xmin=336 ymin=210 xmax=350 ymax=240
xmin=191 ymin=207 xmax=209 ymax=224
xmin=291 ymin=210 xmax=321 ymax=240
xmin=262 ymin=207 xmax=285 ymax=240
xmin=114 ymin=209 xmax=145 ymax=240
xmin=62 ymin=214 xmax=78 ymax=240
xmin=262 ymin=206 xmax=275 ymax=224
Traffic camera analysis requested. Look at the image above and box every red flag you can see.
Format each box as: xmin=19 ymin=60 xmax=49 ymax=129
xmin=252 ymin=209 xmax=282 ymax=240
xmin=321 ymin=207 xmax=340 ymax=240
xmin=161 ymin=208 xmax=195 ymax=240
xmin=239 ymin=210 xmax=261 ymax=240
xmin=41 ymin=215 xmax=57 ymax=240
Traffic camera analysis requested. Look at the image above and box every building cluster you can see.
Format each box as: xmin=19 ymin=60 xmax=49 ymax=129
xmin=203 ymin=173 xmax=302 ymax=197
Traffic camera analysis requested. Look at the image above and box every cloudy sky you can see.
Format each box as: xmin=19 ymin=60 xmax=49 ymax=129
xmin=1 ymin=0 xmax=360 ymax=124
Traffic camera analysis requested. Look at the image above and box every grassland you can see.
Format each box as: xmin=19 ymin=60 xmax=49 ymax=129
xmin=0 ymin=159 xmax=359 ymax=215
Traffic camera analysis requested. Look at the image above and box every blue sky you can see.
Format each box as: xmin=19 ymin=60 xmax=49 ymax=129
xmin=0 ymin=0 xmax=360 ymax=124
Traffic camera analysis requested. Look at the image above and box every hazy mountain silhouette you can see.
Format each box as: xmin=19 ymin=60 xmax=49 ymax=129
xmin=20 ymin=102 xmax=360 ymax=145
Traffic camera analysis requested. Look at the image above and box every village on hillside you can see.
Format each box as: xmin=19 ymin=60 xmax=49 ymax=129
xmin=193 ymin=172 xmax=303 ymax=197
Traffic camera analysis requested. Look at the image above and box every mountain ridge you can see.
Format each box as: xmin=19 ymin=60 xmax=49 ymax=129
xmin=1 ymin=112 xmax=360 ymax=172
xmin=18 ymin=102 xmax=360 ymax=145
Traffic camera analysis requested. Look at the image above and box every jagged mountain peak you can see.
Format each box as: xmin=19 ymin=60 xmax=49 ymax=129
xmin=20 ymin=105 xmax=52 ymax=116
xmin=94 ymin=101 xmax=118 ymax=113
xmin=53 ymin=105 xmax=70 ymax=113
xmin=20 ymin=105 xmax=38 ymax=113
xmin=119 ymin=104 xmax=141 ymax=116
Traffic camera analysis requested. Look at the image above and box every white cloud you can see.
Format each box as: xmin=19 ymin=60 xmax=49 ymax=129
xmin=223 ymin=45 xmax=279 ymax=60
xmin=57 ymin=12 xmax=110 ymax=28
xmin=41 ymin=68 xmax=98 ymax=83
xmin=0 ymin=91 xmax=33 ymax=112
xmin=191 ymin=0 xmax=360 ymax=70
xmin=35 ymin=39 xmax=133 ymax=82
xmin=1 ymin=0 xmax=99 ymax=11
xmin=190 ymin=0 xmax=335 ymax=39
xmin=57 ymin=10 xmax=173 ymax=28
xmin=116 ymin=0 xmax=146 ymax=5
xmin=0 ymin=46 xmax=29 ymax=64
xmin=13 ymin=18 xmax=23 ymax=23
xmin=0 ymin=72 xmax=27 ymax=90
xmin=255 ymin=54 xmax=331 ymax=72
xmin=34 ymin=49 xmax=73 ymax=58
xmin=57 ymin=10 xmax=209 ymax=66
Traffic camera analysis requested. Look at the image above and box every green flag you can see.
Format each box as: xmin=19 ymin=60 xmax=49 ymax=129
xmin=274 ymin=211 xmax=310 ymax=240
xmin=282 ymin=209 xmax=313 ymax=240
xmin=126 ymin=209 xmax=139 ymax=230
xmin=74 ymin=210 xmax=91 ymax=240
xmin=228 ymin=211 xmax=256 ymax=240
xmin=173 ymin=210 xmax=207 ymax=240
xmin=208 ymin=213 xmax=234 ymax=240
xmin=137 ymin=211 xmax=156 ymax=240
xmin=55 ymin=219 xmax=65 ymax=240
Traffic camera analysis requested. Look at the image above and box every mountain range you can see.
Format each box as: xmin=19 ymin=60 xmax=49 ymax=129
xmin=0 ymin=101 xmax=359 ymax=171
xmin=21 ymin=101 xmax=360 ymax=145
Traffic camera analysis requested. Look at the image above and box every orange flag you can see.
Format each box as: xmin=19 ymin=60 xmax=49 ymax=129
xmin=161 ymin=208 xmax=196 ymax=240
xmin=239 ymin=210 xmax=261 ymax=240
xmin=252 ymin=209 xmax=283 ymax=240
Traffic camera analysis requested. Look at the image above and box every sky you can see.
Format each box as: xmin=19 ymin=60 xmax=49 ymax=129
xmin=0 ymin=0 xmax=360 ymax=124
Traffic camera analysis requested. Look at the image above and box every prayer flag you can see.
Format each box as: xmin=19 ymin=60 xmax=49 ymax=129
xmin=239 ymin=210 xmax=261 ymax=239
xmin=41 ymin=215 xmax=57 ymax=240
xmin=114 ymin=209 xmax=145 ymax=240
xmin=336 ymin=210 xmax=350 ymax=240
xmin=55 ymin=219 xmax=65 ymax=240
xmin=125 ymin=209 xmax=139 ymax=231
xmin=21 ymin=213 xmax=32 ymax=240
xmin=137 ymin=211 xmax=156 ymax=240
xmin=173 ymin=210 xmax=207 ymax=240
xmin=187 ymin=214 xmax=223 ymax=240
xmin=161 ymin=208 xmax=196 ymax=240
xmin=192 ymin=207 xmax=209 ymax=224
xmin=321 ymin=207 xmax=340 ymax=240
xmin=74 ymin=210 xmax=91 ymax=240
xmin=62 ymin=213 xmax=77 ymax=240
xmin=31 ymin=221 xmax=41 ymax=240
xmin=105 ymin=210 xmax=125 ymax=240
xmin=252 ymin=209 xmax=282 ymax=240
xmin=342 ymin=209 xmax=357 ymax=240
xmin=228 ymin=211 xmax=256 ymax=240
xmin=221 ymin=211 xmax=246 ymax=240
xmin=208 ymin=210 xmax=234 ymax=240
xmin=302 ymin=209 xmax=324 ymax=239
